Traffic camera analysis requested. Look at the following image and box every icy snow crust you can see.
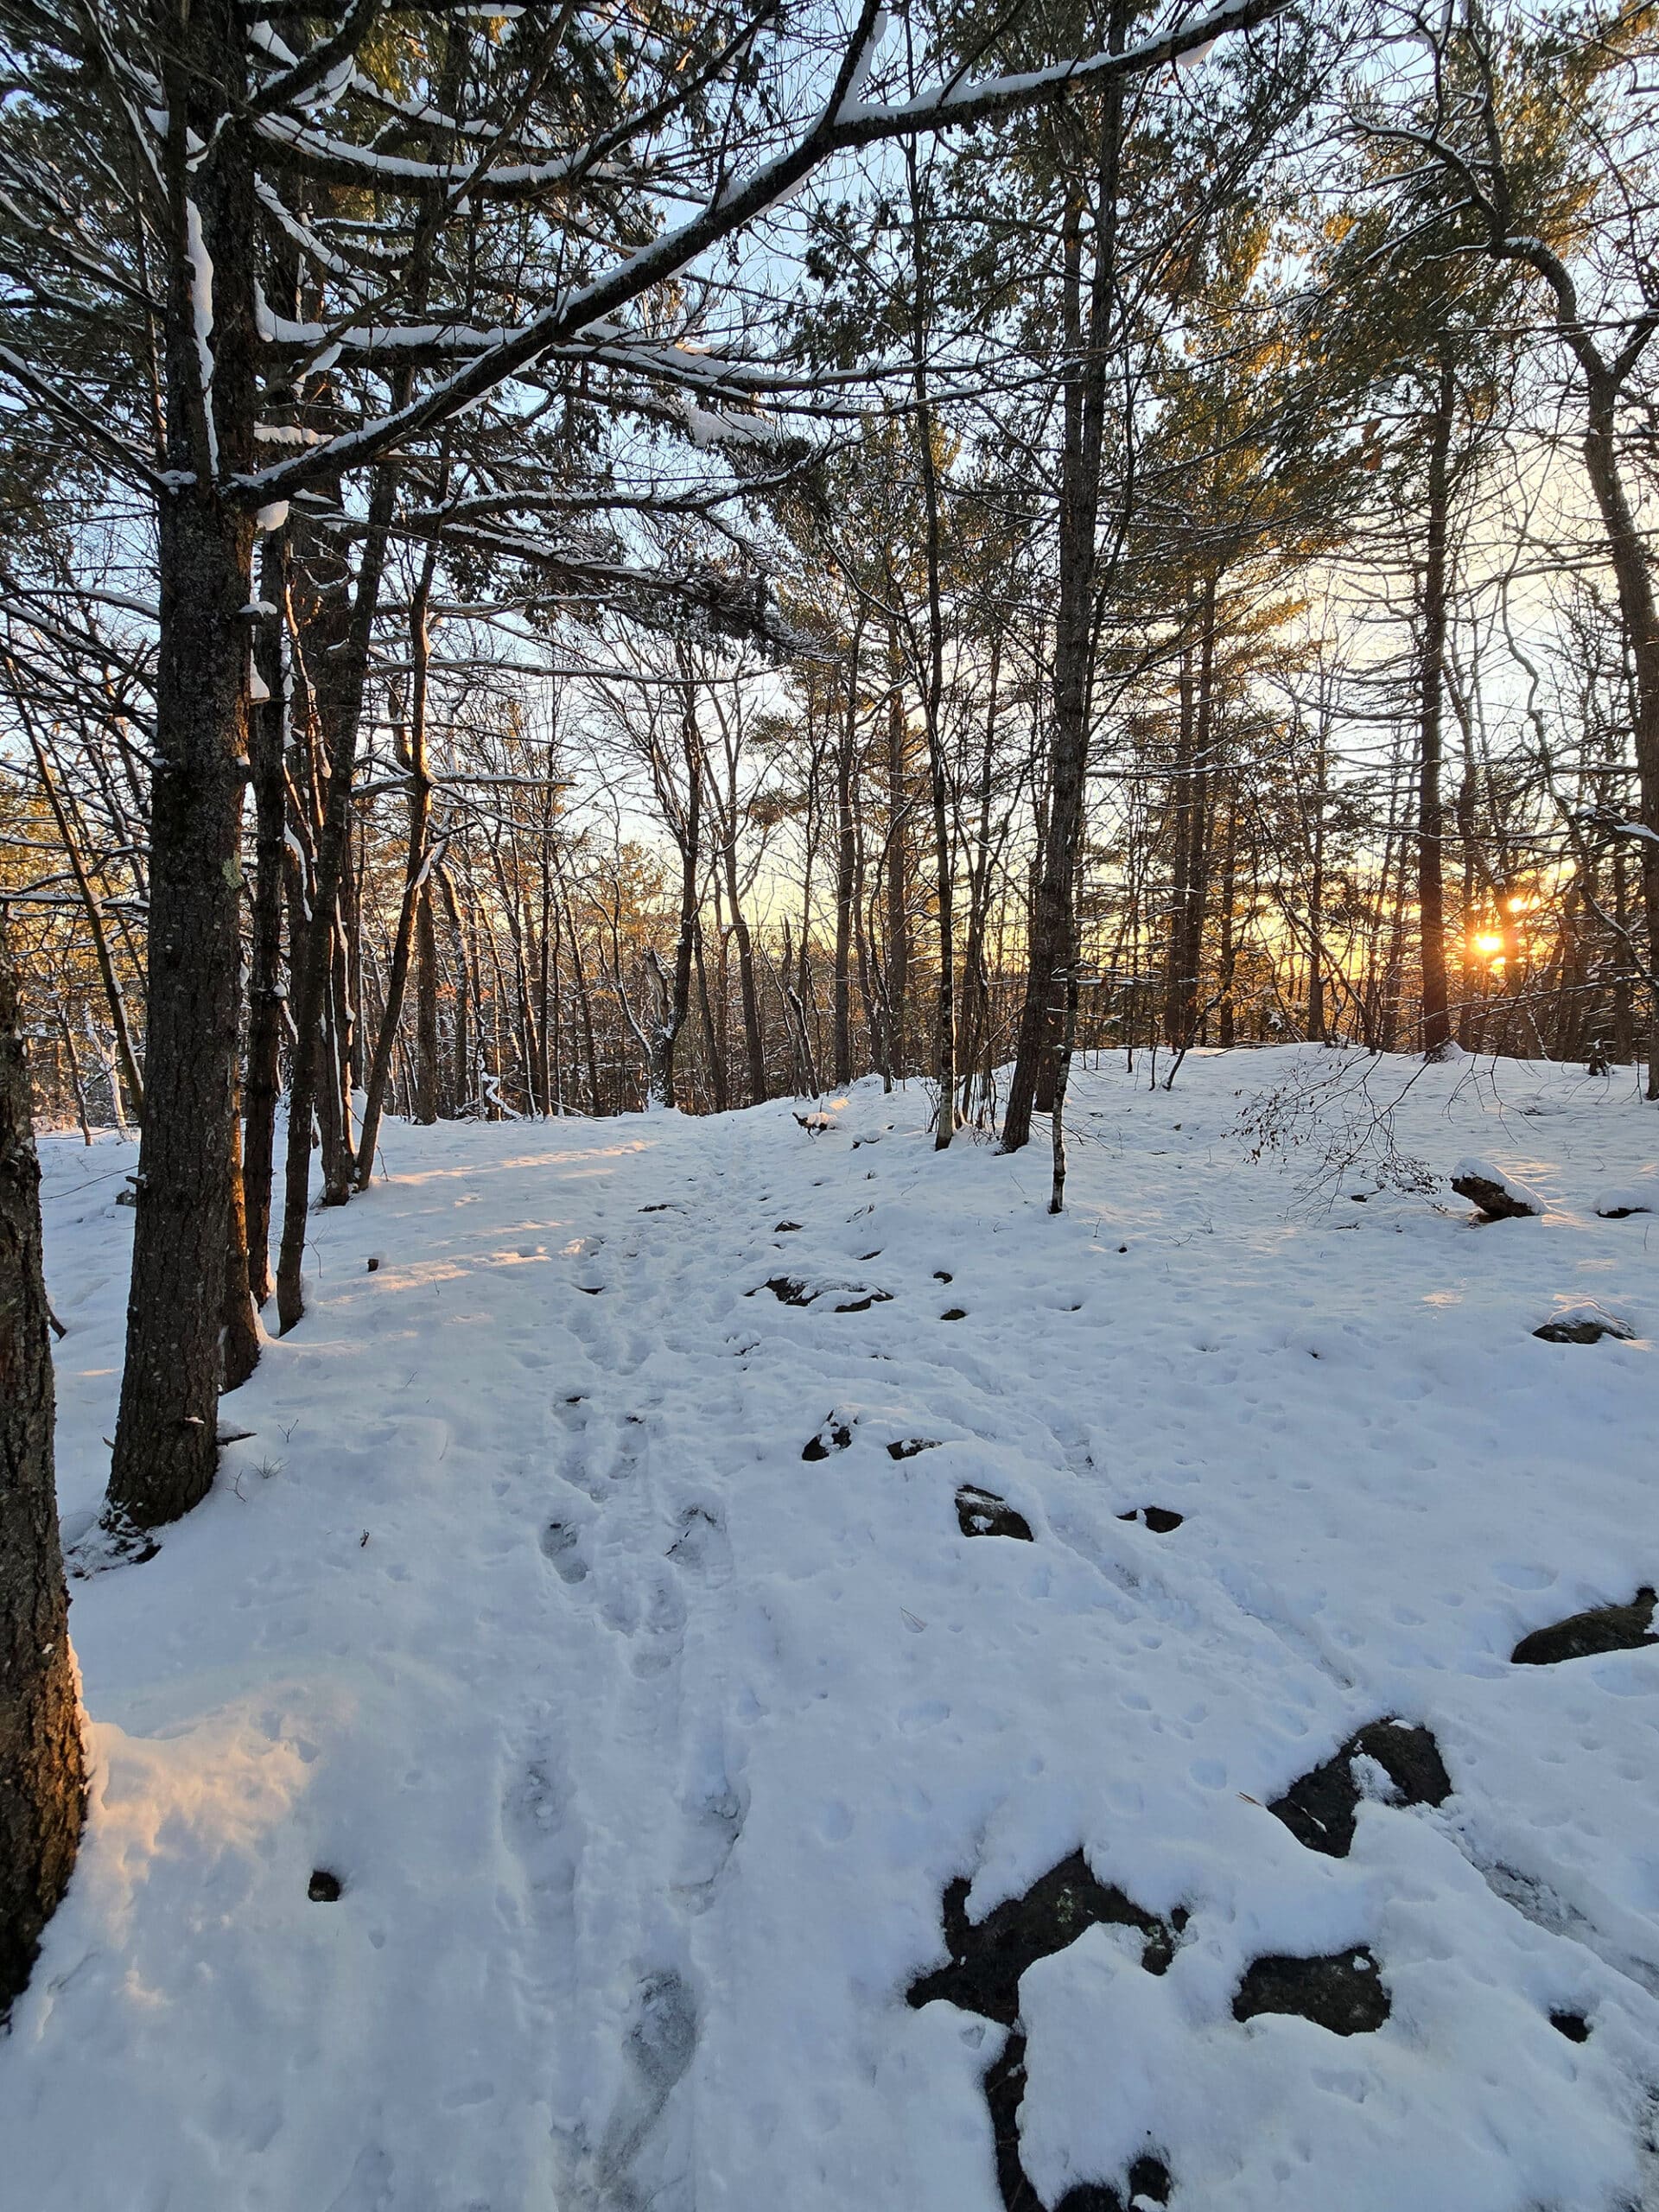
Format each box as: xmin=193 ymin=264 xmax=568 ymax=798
xmin=10 ymin=1046 xmax=1659 ymax=2212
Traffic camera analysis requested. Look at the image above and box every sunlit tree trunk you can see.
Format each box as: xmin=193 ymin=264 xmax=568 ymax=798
xmin=0 ymin=912 xmax=86 ymax=2018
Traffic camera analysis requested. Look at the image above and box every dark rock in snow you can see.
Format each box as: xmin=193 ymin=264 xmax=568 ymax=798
xmin=940 ymin=1307 xmax=968 ymax=1322
xmin=757 ymin=1275 xmax=892 ymax=1313
xmin=773 ymin=1221 xmax=803 ymax=1233
xmin=1550 ymin=2009 xmax=1591 ymax=2043
xmin=1233 ymin=1947 xmax=1389 ymax=2035
xmin=1532 ymin=1302 xmax=1636 ymax=1344
xmin=933 ymin=1269 xmax=954 ymax=1282
xmin=1117 ymin=1507 xmax=1184 ymax=1535
xmin=1270 ymin=1719 xmax=1452 ymax=1859
xmin=1511 ymin=1587 xmax=1656 ymax=1666
xmin=801 ymin=1419 xmax=852 ymax=1462
xmin=1450 ymin=1161 xmax=1544 ymax=1221
xmin=308 ymin=1869 xmax=342 ymax=1903
xmin=907 ymin=1851 xmax=1178 ymax=2028
xmin=911 ymin=1859 xmax=1181 ymax=2212
xmin=957 ymin=1486 xmax=1033 ymax=1542
xmin=888 ymin=1439 xmax=941 ymax=1460
xmin=1053 ymin=2157 xmax=1173 ymax=2212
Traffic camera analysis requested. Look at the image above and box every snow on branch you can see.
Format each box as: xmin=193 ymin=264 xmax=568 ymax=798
xmin=232 ymin=0 xmax=1287 ymax=510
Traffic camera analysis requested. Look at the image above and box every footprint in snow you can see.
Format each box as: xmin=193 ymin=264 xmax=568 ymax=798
xmin=539 ymin=1520 xmax=588 ymax=1584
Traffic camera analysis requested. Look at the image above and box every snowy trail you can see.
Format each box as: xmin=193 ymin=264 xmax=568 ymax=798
xmin=8 ymin=1050 xmax=1659 ymax=2212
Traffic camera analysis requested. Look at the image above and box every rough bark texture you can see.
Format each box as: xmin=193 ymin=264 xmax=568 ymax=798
xmin=243 ymin=534 xmax=288 ymax=1309
xmin=833 ymin=645 xmax=860 ymax=1089
xmin=1580 ymin=400 xmax=1659 ymax=1091
xmin=105 ymin=0 xmax=257 ymax=1529
xmin=0 ymin=913 xmax=86 ymax=2020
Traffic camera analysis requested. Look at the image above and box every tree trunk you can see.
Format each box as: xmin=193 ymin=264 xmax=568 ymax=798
xmin=1580 ymin=396 xmax=1659 ymax=1092
xmin=833 ymin=640 xmax=859 ymax=1088
xmin=1418 ymin=353 xmax=1455 ymax=1058
xmin=905 ymin=145 xmax=956 ymax=1145
xmin=242 ymin=533 xmax=288 ymax=1308
xmin=647 ymin=687 xmax=703 ymax=1109
xmin=276 ymin=478 xmax=395 ymax=1329
xmin=728 ymin=866 xmax=766 ymax=1105
xmin=884 ymin=629 xmax=910 ymax=1080
xmin=1001 ymin=3 xmax=1126 ymax=1149
xmin=105 ymin=0 xmax=258 ymax=1531
xmin=0 ymin=912 xmax=86 ymax=2020
xmin=1217 ymin=776 xmax=1239 ymax=1048
xmin=355 ymin=561 xmax=438 ymax=1185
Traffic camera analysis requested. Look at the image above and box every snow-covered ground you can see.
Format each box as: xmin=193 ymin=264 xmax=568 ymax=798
xmin=6 ymin=1046 xmax=1659 ymax=2212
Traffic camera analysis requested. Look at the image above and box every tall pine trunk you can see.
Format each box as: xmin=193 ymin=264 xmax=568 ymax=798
xmin=1417 ymin=353 xmax=1455 ymax=1058
xmin=105 ymin=2 xmax=257 ymax=1529
xmin=0 ymin=912 xmax=86 ymax=2018
xmin=1001 ymin=2 xmax=1126 ymax=1150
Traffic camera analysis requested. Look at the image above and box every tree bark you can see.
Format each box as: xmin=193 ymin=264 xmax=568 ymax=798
xmin=1580 ymin=396 xmax=1659 ymax=1090
xmin=242 ymin=533 xmax=288 ymax=1308
xmin=354 ymin=556 xmax=439 ymax=1185
xmin=105 ymin=0 xmax=257 ymax=1530
xmin=833 ymin=634 xmax=861 ymax=1087
xmin=276 ymin=478 xmax=395 ymax=1329
xmin=1418 ymin=352 xmax=1455 ymax=1058
xmin=0 ymin=912 xmax=86 ymax=2020
xmin=1001 ymin=3 xmax=1126 ymax=1149
xmin=883 ymin=627 xmax=910 ymax=1079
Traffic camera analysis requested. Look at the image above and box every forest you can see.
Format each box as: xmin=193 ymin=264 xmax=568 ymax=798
xmin=2 ymin=4 xmax=1658 ymax=2209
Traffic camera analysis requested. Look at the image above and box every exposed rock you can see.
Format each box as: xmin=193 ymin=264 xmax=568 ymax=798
xmin=911 ymin=1860 xmax=1182 ymax=2212
xmin=1270 ymin=1719 xmax=1452 ymax=1858
xmin=1532 ymin=1301 xmax=1636 ymax=1344
xmin=908 ymin=1853 xmax=1179 ymax=2027
xmin=941 ymin=1307 xmax=969 ymax=1322
xmin=1550 ymin=2010 xmax=1591 ymax=2043
xmin=801 ymin=1418 xmax=852 ymax=1462
xmin=957 ymin=1486 xmax=1033 ymax=1542
xmin=1451 ymin=1158 xmax=1545 ymax=1221
xmin=308 ymin=1869 xmax=342 ymax=1903
xmin=888 ymin=1438 xmax=941 ymax=1461
xmin=756 ymin=1275 xmax=892 ymax=1313
xmin=1594 ymin=1187 xmax=1652 ymax=1220
xmin=1116 ymin=1507 xmax=1184 ymax=1535
xmin=1511 ymin=1587 xmax=1656 ymax=1666
xmin=1233 ymin=1947 xmax=1389 ymax=2035
xmin=1052 ymin=2158 xmax=1172 ymax=2212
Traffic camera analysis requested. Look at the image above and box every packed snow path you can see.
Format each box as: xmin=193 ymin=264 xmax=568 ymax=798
xmin=9 ymin=1049 xmax=1659 ymax=2212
